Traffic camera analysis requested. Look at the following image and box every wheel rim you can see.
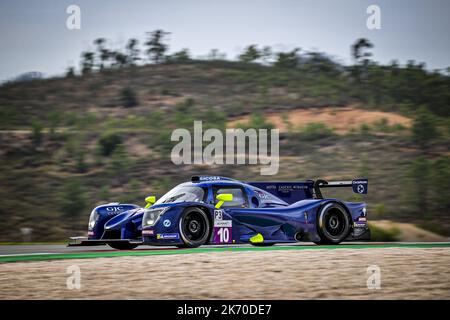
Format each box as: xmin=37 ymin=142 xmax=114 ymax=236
xmin=181 ymin=210 xmax=208 ymax=243
xmin=321 ymin=207 xmax=348 ymax=241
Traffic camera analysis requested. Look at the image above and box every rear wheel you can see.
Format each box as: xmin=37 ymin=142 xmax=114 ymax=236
xmin=107 ymin=242 xmax=139 ymax=250
xmin=179 ymin=207 xmax=211 ymax=248
xmin=314 ymin=203 xmax=350 ymax=245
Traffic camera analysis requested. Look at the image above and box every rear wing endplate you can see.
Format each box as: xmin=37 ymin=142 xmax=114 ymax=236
xmin=314 ymin=179 xmax=368 ymax=199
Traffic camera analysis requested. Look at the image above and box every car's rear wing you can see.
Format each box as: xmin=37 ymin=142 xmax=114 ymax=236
xmin=248 ymin=178 xmax=368 ymax=203
xmin=314 ymin=179 xmax=368 ymax=199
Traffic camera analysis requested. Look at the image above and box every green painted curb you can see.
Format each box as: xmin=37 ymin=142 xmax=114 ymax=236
xmin=1 ymin=243 xmax=449 ymax=263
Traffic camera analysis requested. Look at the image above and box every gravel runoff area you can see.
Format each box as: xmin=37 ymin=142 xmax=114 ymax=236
xmin=0 ymin=247 xmax=449 ymax=299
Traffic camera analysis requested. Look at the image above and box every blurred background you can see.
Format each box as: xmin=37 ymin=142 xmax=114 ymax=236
xmin=0 ymin=0 xmax=449 ymax=242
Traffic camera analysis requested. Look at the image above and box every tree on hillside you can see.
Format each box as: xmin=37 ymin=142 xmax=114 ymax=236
xmin=408 ymin=156 xmax=430 ymax=216
xmin=80 ymin=51 xmax=95 ymax=74
xmin=274 ymin=48 xmax=300 ymax=68
xmin=351 ymin=38 xmax=374 ymax=85
xmin=48 ymin=111 xmax=61 ymax=139
xmin=108 ymin=144 xmax=130 ymax=184
xmin=207 ymin=49 xmax=226 ymax=60
xmin=352 ymin=38 xmax=373 ymax=64
xmin=260 ymin=46 xmax=273 ymax=64
xmin=303 ymin=52 xmax=342 ymax=76
xmin=238 ymin=45 xmax=261 ymax=63
xmin=61 ymin=180 xmax=86 ymax=219
xmin=430 ymin=156 xmax=450 ymax=214
xmin=412 ymin=106 xmax=438 ymax=152
xmin=111 ymin=51 xmax=128 ymax=68
xmin=126 ymin=38 xmax=140 ymax=66
xmin=145 ymin=29 xmax=170 ymax=64
xmin=94 ymin=38 xmax=110 ymax=70
xmin=66 ymin=67 xmax=75 ymax=78
xmin=31 ymin=119 xmax=43 ymax=147
xmin=170 ymin=48 xmax=191 ymax=62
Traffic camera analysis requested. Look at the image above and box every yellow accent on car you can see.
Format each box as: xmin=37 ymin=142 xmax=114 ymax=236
xmin=250 ymin=233 xmax=264 ymax=243
xmin=215 ymin=193 xmax=233 ymax=209
xmin=144 ymin=196 xmax=156 ymax=209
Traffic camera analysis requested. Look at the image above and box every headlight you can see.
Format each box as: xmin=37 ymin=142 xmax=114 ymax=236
xmin=142 ymin=207 xmax=168 ymax=227
xmin=88 ymin=210 xmax=99 ymax=229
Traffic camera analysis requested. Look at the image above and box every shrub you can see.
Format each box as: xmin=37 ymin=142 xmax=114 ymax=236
xmin=98 ymin=132 xmax=122 ymax=156
xmin=48 ymin=111 xmax=61 ymax=139
xmin=359 ymin=123 xmax=371 ymax=135
xmin=300 ymin=122 xmax=334 ymax=140
xmin=107 ymin=144 xmax=130 ymax=181
xmin=237 ymin=113 xmax=274 ymax=130
xmin=61 ymin=180 xmax=86 ymax=218
xmin=75 ymin=150 xmax=88 ymax=173
xmin=120 ymin=87 xmax=138 ymax=108
xmin=31 ymin=119 xmax=43 ymax=146
xmin=368 ymin=222 xmax=400 ymax=241
xmin=412 ymin=106 xmax=438 ymax=150
xmin=374 ymin=203 xmax=387 ymax=217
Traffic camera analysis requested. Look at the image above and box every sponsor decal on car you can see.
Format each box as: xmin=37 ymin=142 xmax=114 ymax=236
xmin=198 ymin=176 xmax=221 ymax=181
xmin=352 ymin=179 xmax=368 ymax=194
xmin=214 ymin=220 xmax=232 ymax=228
xmin=142 ymin=229 xmax=155 ymax=236
xmin=353 ymin=222 xmax=367 ymax=228
xmin=106 ymin=206 xmax=124 ymax=212
xmin=157 ymin=233 xmax=180 ymax=240
xmin=213 ymin=219 xmax=232 ymax=244
xmin=163 ymin=219 xmax=171 ymax=227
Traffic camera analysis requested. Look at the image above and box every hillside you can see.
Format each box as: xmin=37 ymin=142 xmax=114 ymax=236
xmin=0 ymin=60 xmax=449 ymax=241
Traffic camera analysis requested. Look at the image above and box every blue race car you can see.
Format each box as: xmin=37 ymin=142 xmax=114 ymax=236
xmin=69 ymin=176 xmax=370 ymax=250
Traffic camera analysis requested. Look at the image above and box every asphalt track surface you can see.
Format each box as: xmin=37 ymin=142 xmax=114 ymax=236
xmin=1 ymin=242 xmax=450 ymax=263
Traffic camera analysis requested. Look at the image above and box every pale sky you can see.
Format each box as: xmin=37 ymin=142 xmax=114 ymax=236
xmin=1 ymin=0 xmax=449 ymax=81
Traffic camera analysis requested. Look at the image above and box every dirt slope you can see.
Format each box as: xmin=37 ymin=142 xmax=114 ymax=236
xmin=228 ymin=106 xmax=412 ymax=133
xmin=371 ymin=220 xmax=448 ymax=242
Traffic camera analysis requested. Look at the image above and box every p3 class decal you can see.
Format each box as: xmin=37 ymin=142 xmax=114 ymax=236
xmin=214 ymin=209 xmax=223 ymax=221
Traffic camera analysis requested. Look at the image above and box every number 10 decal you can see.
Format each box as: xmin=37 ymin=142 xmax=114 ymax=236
xmin=213 ymin=220 xmax=232 ymax=244
xmin=217 ymin=227 xmax=230 ymax=243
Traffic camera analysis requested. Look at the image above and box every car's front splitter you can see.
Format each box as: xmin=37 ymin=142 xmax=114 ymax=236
xmin=68 ymin=237 xmax=142 ymax=247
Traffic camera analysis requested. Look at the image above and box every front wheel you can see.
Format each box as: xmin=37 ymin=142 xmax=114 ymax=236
xmin=179 ymin=207 xmax=211 ymax=248
xmin=314 ymin=203 xmax=350 ymax=245
xmin=107 ymin=242 xmax=139 ymax=250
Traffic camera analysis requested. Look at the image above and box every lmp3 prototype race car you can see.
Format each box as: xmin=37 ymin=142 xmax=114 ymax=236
xmin=69 ymin=176 xmax=370 ymax=250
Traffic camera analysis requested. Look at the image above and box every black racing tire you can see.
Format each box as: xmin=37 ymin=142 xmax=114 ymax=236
xmin=107 ymin=242 xmax=139 ymax=250
xmin=250 ymin=243 xmax=275 ymax=247
xmin=313 ymin=202 xmax=350 ymax=245
xmin=179 ymin=207 xmax=211 ymax=248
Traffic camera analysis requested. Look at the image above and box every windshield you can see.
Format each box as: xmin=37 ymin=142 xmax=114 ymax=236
xmin=154 ymin=185 xmax=205 ymax=205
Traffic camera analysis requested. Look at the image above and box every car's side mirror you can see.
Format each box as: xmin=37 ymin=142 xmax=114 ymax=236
xmin=215 ymin=194 xmax=233 ymax=209
xmin=144 ymin=196 xmax=156 ymax=208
